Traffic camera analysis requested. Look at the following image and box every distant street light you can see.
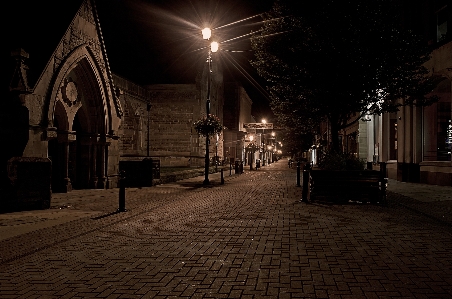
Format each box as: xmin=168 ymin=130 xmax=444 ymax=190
xmin=202 ymin=27 xmax=219 ymax=185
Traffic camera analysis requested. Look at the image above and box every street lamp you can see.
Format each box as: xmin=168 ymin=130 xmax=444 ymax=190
xmin=202 ymin=27 xmax=219 ymax=185
xmin=271 ymin=131 xmax=275 ymax=163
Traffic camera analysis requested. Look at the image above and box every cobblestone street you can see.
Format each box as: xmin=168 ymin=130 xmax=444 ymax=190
xmin=1 ymin=161 xmax=451 ymax=298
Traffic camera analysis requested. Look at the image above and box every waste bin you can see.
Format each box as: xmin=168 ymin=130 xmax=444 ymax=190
xmin=256 ymin=159 xmax=261 ymax=169
xmin=119 ymin=158 xmax=160 ymax=187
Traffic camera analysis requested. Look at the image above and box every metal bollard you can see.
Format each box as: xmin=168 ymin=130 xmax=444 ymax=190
xmin=221 ymin=168 xmax=224 ymax=184
xmin=230 ymin=163 xmax=232 ymax=176
xmin=380 ymin=162 xmax=387 ymax=204
xmin=117 ymin=170 xmax=127 ymax=212
xmin=380 ymin=161 xmax=387 ymax=178
xmin=240 ymin=162 xmax=243 ymax=174
xmin=296 ymin=161 xmax=301 ymax=187
xmin=301 ymin=163 xmax=310 ymax=202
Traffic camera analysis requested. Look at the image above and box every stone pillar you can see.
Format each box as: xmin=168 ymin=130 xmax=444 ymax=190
xmin=89 ymin=141 xmax=98 ymax=189
xmin=61 ymin=142 xmax=72 ymax=192
xmin=57 ymin=131 xmax=76 ymax=193
xmin=96 ymin=135 xmax=109 ymax=189
xmin=97 ymin=143 xmax=106 ymax=189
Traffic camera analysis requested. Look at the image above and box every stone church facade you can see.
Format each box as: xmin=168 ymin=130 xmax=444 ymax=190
xmin=3 ymin=0 xmax=122 ymax=205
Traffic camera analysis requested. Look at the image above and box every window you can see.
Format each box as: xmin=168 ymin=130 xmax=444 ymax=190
xmin=390 ymin=119 xmax=397 ymax=160
xmin=437 ymin=102 xmax=452 ymax=160
xmin=423 ymin=78 xmax=451 ymax=161
xmin=437 ymin=6 xmax=448 ymax=42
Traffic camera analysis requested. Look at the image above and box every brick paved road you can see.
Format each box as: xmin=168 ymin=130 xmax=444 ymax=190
xmin=1 ymin=162 xmax=451 ymax=298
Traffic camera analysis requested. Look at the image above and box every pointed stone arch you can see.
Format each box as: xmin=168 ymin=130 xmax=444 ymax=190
xmin=46 ymin=45 xmax=121 ymax=192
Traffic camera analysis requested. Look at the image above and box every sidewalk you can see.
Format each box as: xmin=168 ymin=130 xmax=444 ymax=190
xmin=0 ymin=170 xmax=233 ymax=241
xmin=386 ymin=178 xmax=452 ymax=227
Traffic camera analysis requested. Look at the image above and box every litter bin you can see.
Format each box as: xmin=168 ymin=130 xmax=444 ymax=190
xmin=256 ymin=159 xmax=261 ymax=169
xmin=119 ymin=158 xmax=160 ymax=187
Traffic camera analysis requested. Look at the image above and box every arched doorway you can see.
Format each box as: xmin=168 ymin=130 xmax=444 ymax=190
xmin=49 ymin=56 xmax=109 ymax=192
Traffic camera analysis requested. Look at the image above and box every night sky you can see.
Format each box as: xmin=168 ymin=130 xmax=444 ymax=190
xmin=95 ymin=0 xmax=274 ymax=119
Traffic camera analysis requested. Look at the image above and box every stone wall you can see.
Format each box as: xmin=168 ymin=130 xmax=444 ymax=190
xmin=113 ymin=74 xmax=150 ymax=157
xmin=147 ymin=84 xmax=204 ymax=167
xmin=114 ymin=76 xmax=228 ymax=168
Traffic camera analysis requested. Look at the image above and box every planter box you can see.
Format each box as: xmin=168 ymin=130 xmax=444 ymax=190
xmin=1 ymin=157 xmax=51 ymax=212
xmin=309 ymin=169 xmax=387 ymax=204
xmin=119 ymin=158 xmax=160 ymax=188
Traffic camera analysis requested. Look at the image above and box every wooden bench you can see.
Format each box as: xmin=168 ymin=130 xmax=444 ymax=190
xmin=309 ymin=169 xmax=387 ymax=204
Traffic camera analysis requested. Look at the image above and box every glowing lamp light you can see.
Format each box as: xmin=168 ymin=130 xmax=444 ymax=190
xmin=202 ymin=28 xmax=211 ymax=40
xmin=210 ymin=42 xmax=219 ymax=53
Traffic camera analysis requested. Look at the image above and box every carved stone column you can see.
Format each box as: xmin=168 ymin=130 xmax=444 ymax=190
xmin=56 ymin=131 xmax=76 ymax=193
xmin=96 ymin=135 xmax=110 ymax=189
xmin=89 ymin=140 xmax=98 ymax=189
xmin=60 ymin=141 xmax=72 ymax=192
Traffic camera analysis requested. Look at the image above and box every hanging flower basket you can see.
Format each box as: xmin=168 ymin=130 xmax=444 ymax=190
xmin=193 ymin=114 xmax=223 ymax=137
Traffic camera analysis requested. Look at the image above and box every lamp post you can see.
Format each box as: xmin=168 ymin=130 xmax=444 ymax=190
xmin=270 ymin=131 xmax=275 ymax=163
xmin=146 ymin=102 xmax=151 ymax=157
xmin=261 ymin=119 xmax=266 ymax=165
xmin=215 ymin=133 xmax=219 ymax=172
xmin=249 ymin=135 xmax=254 ymax=170
xmin=201 ymin=28 xmax=218 ymax=185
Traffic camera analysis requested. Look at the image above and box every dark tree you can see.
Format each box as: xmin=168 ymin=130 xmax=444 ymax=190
xmin=251 ymin=0 xmax=439 ymax=152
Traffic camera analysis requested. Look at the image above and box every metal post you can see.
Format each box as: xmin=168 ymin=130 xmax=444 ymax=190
xmin=215 ymin=135 xmax=218 ymax=172
xmin=203 ymin=49 xmax=212 ymax=186
xmin=147 ymin=103 xmax=151 ymax=157
xmin=296 ymin=161 xmax=301 ymax=187
xmin=230 ymin=162 xmax=232 ymax=176
xmin=380 ymin=161 xmax=387 ymax=178
xmin=221 ymin=168 xmax=224 ymax=184
xmin=301 ymin=163 xmax=310 ymax=202
xmin=117 ymin=170 xmax=126 ymax=212
xmin=380 ymin=162 xmax=387 ymax=204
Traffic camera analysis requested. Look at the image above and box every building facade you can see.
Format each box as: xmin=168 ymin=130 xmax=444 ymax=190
xmin=223 ymin=82 xmax=254 ymax=164
xmin=380 ymin=0 xmax=451 ymax=186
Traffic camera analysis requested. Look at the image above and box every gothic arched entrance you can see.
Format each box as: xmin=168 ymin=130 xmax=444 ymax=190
xmin=47 ymin=47 xmax=118 ymax=193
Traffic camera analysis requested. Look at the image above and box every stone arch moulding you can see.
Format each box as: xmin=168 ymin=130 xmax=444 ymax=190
xmin=46 ymin=44 xmax=121 ymax=136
